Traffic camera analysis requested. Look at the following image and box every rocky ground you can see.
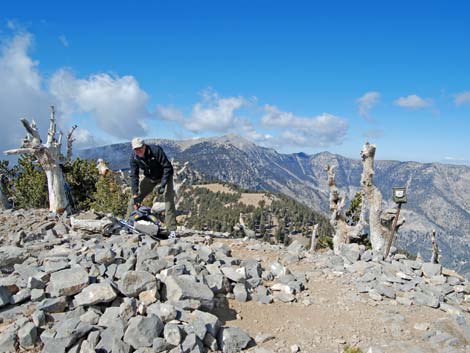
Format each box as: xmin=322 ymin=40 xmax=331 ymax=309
xmin=0 ymin=209 xmax=470 ymax=353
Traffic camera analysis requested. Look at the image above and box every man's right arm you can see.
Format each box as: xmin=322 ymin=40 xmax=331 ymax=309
xmin=129 ymin=155 xmax=140 ymax=196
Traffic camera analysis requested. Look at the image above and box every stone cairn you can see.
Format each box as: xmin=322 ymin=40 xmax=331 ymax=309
xmin=0 ymin=209 xmax=306 ymax=353
xmin=1 ymin=208 xmax=470 ymax=353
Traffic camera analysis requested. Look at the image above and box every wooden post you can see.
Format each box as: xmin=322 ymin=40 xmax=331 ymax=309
xmin=384 ymin=203 xmax=402 ymax=258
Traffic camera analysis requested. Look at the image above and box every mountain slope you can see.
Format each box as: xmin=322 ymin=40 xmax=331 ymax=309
xmin=78 ymin=135 xmax=470 ymax=274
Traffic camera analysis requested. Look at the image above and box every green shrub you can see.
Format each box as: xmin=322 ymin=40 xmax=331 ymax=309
xmin=91 ymin=174 xmax=130 ymax=217
xmin=63 ymin=158 xmax=99 ymax=211
xmin=344 ymin=346 xmax=363 ymax=353
xmin=13 ymin=155 xmax=48 ymax=209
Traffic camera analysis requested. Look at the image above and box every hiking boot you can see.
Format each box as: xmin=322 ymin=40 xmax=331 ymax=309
xmin=169 ymin=230 xmax=177 ymax=239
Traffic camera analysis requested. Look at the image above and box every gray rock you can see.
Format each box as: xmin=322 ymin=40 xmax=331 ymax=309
xmin=0 ymin=246 xmax=27 ymax=268
xmin=182 ymin=333 xmax=203 ymax=353
xmin=0 ymin=330 xmax=16 ymax=353
xmin=218 ymin=327 xmax=252 ymax=353
xmin=422 ymin=263 xmax=442 ymax=277
xmin=414 ymin=291 xmax=440 ymax=308
xmin=254 ymin=286 xmax=272 ymax=304
xmin=80 ymin=310 xmax=101 ymax=325
xmin=0 ymin=286 xmax=12 ymax=307
xmin=32 ymin=310 xmax=46 ymax=327
xmin=186 ymin=318 xmax=208 ymax=341
xmin=164 ymin=275 xmax=214 ymax=306
xmin=75 ymin=282 xmax=117 ymax=306
xmin=287 ymin=240 xmax=305 ymax=257
xmin=98 ymin=306 xmax=121 ymax=327
xmin=340 ymin=243 xmax=361 ymax=263
xmin=153 ymin=337 xmax=171 ymax=352
xmin=221 ymin=266 xmax=247 ymax=283
xmin=18 ymin=322 xmax=37 ymax=348
xmin=96 ymin=320 xmax=125 ymax=351
xmin=118 ymin=271 xmax=157 ymax=297
xmin=147 ymin=302 xmax=177 ymax=322
xmin=120 ymin=297 xmax=138 ymax=321
xmin=205 ymin=274 xmax=228 ymax=293
xmin=112 ymin=339 xmax=132 ymax=353
xmin=233 ymin=283 xmax=248 ymax=302
xmin=10 ymin=288 xmax=30 ymax=304
xmin=44 ymin=258 xmax=69 ymax=273
xmin=123 ymin=315 xmax=164 ymax=349
xmin=164 ymin=323 xmax=185 ymax=346
xmin=269 ymin=262 xmax=286 ymax=277
xmin=37 ymin=296 xmax=68 ymax=313
xmin=49 ymin=267 xmax=89 ymax=297
xmin=375 ymin=284 xmax=396 ymax=299
xmin=94 ymin=248 xmax=116 ymax=265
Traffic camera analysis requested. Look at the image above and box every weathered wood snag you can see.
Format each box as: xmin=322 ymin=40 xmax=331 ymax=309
xmin=431 ymin=229 xmax=440 ymax=264
xmin=4 ymin=106 xmax=77 ymax=214
xmin=310 ymin=223 xmax=319 ymax=252
xmin=360 ymin=142 xmax=404 ymax=256
xmin=0 ymin=175 xmax=9 ymax=209
xmin=327 ymin=165 xmax=365 ymax=254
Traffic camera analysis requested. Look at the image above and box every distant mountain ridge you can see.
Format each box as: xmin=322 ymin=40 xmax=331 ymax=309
xmin=78 ymin=135 xmax=470 ymax=275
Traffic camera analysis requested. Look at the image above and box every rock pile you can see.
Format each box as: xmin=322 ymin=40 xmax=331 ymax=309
xmin=2 ymin=208 xmax=470 ymax=353
xmin=0 ymin=209 xmax=307 ymax=353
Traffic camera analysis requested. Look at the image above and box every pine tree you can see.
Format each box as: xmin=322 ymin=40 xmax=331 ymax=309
xmin=13 ymin=155 xmax=48 ymax=209
xmin=91 ymin=174 xmax=130 ymax=217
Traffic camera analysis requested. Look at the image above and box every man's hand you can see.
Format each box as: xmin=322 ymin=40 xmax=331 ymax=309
xmin=157 ymin=185 xmax=166 ymax=195
xmin=133 ymin=195 xmax=140 ymax=210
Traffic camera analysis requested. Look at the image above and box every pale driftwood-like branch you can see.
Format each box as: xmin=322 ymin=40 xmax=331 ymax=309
xmin=70 ymin=217 xmax=114 ymax=233
xmin=21 ymin=118 xmax=42 ymax=146
xmin=66 ymin=125 xmax=77 ymax=161
xmin=310 ymin=224 xmax=319 ymax=253
xmin=96 ymin=159 xmax=111 ymax=176
xmin=4 ymin=148 xmax=37 ymax=155
xmin=360 ymin=142 xmax=404 ymax=257
xmin=46 ymin=106 xmax=57 ymax=147
xmin=327 ymin=165 xmax=365 ymax=254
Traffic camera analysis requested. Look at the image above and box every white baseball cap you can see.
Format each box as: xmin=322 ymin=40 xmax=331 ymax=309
xmin=131 ymin=137 xmax=145 ymax=149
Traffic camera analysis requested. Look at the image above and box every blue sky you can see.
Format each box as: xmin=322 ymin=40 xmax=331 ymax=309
xmin=1 ymin=0 xmax=470 ymax=163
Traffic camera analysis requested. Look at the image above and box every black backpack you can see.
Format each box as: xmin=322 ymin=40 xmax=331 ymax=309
xmin=128 ymin=206 xmax=159 ymax=226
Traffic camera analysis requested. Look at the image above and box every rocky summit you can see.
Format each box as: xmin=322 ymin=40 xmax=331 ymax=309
xmin=1 ymin=208 xmax=470 ymax=353
xmin=78 ymin=135 xmax=470 ymax=276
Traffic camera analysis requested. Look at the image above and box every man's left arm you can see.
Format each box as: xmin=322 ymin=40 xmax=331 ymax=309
xmin=154 ymin=146 xmax=174 ymax=188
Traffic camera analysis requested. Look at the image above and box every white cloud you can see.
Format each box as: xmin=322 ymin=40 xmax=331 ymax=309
xmin=185 ymin=90 xmax=246 ymax=132
xmin=357 ymin=91 xmax=380 ymax=119
xmin=58 ymin=35 xmax=69 ymax=47
xmin=156 ymin=89 xmax=248 ymax=133
xmin=72 ymin=127 xmax=106 ymax=149
xmin=155 ymin=105 xmax=185 ymax=122
xmin=455 ymin=91 xmax=470 ymax=106
xmin=394 ymin=94 xmax=432 ymax=109
xmin=50 ymin=69 xmax=151 ymax=139
xmin=261 ymin=105 xmax=348 ymax=147
xmin=0 ymin=32 xmax=51 ymax=152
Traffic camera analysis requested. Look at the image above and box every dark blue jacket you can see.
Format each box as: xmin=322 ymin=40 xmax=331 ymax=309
xmin=129 ymin=145 xmax=173 ymax=195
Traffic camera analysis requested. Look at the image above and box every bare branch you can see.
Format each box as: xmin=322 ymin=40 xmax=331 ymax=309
xmin=46 ymin=105 xmax=57 ymax=147
xmin=4 ymin=148 xmax=36 ymax=155
xmin=66 ymin=125 xmax=77 ymax=161
xmin=21 ymin=118 xmax=42 ymax=145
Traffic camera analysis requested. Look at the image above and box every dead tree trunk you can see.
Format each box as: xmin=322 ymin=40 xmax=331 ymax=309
xmin=430 ymin=229 xmax=439 ymax=264
xmin=310 ymin=224 xmax=319 ymax=253
xmin=327 ymin=165 xmax=365 ymax=254
xmin=4 ymin=106 xmax=77 ymax=214
xmin=360 ymin=142 xmax=404 ymax=256
xmin=0 ymin=176 xmax=9 ymax=210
